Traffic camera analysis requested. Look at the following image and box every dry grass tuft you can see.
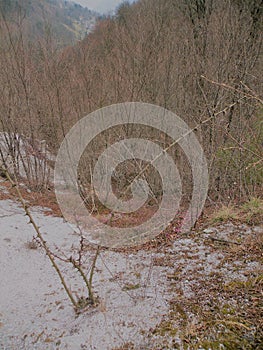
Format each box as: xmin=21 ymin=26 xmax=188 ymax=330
xmin=208 ymin=197 xmax=263 ymax=226
xmin=209 ymin=204 xmax=239 ymax=223
xmin=241 ymin=197 xmax=263 ymax=224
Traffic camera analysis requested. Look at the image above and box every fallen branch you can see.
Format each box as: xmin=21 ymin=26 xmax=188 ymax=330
xmin=207 ymin=236 xmax=241 ymax=245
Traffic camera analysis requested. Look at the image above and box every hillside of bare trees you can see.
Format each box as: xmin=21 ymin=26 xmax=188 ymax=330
xmin=1 ymin=0 xmax=262 ymax=200
xmin=0 ymin=1 xmax=263 ymax=349
xmin=0 ymin=0 xmax=97 ymax=44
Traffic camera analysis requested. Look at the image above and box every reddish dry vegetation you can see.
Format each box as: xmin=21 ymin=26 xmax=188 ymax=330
xmin=1 ymin=175 xmax=262 ymax=248
xmin=0 ymin=179 xmax=62 ymax=217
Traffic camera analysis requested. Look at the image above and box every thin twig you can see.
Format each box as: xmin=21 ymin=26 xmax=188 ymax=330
xmin=201 ymin=75 xmax=263 ymax=105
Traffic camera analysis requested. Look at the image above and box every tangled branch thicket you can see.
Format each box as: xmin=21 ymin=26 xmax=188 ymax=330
xmin=0 ymin=0 xmax=262 ymax=202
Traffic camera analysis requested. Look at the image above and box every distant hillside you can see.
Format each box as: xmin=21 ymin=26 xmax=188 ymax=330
xmin=0 ymin=0 xmax=98 ymax=44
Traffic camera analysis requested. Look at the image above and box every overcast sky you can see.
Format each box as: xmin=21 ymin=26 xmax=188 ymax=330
xmin=72 ymin=0 xmax=134 ymax=14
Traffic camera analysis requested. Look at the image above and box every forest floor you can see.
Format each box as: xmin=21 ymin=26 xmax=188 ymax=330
xmin=0 ymin=178 xmax=262 ymax=350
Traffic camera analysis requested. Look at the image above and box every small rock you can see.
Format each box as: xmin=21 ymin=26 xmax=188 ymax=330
xmin=203 ymin=228 xmax=214 ymax=234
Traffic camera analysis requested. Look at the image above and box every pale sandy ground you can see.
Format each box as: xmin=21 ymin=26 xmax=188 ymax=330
xmin=0 ymin=199 xmax=171 ymax=350
xmin=0 ymin=197 xmax=262 ymax=349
